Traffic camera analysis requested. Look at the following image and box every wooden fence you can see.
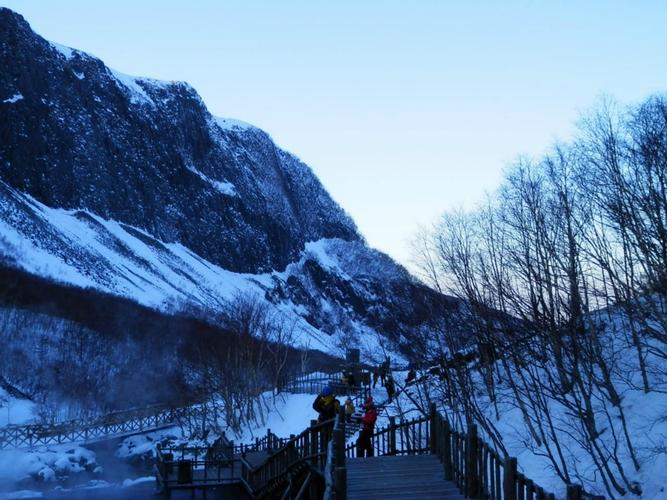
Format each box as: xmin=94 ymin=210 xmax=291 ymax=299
xmin=282 ymin=372 xmax=371 ymax=404
xmin=325 ymin=403 xmax=591 ymax=500
xmin=0 ymin=405 xmax=183 ymax=449
xmin=239 ymin=417 xmax=336 ymax=498
xmin=0 ymin=370 xmax=360 ymax=451
xmin=324 ymin=411 xmax=346 ymax=500
xmin=155 ymin=428 xmax=286 ymax=496
xmin=0 ymin=401 xmax=234 ymax=450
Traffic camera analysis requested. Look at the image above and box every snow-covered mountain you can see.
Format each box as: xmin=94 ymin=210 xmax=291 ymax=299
xmin=0 ymin=7 xmax=463 ymax=367
xmin=0 ymin=8 xmax=357 ymax=275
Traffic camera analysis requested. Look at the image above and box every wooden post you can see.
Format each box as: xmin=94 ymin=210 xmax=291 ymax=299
xmin=526 ymin=479 xmax=534 ymax=500
xmin=288 ymin=434 xmax=296 ymax=466
xmin=429 ymin=403 xmax=437 ymax=453
xmin=310 ymin=419 xmax=318 ymax=468
xmin=466 ymin=424 xmax=479 ymax=498
xmin=339 ymin=405 xmax=346 ymax=437
xmin=443 ymin=418 xmax=453 ymax=481
xmin=503 ymin=457 xmax=517 ymax=500
xmin=334 ymin=466 xmax=347 ymax=500
xmin=566 ymin=484 xmax=582 ymax=500
xmin=388 ymin=416 xmax=397 ymax=455
xmin=334 ymin=428 xmax=345 ymax=466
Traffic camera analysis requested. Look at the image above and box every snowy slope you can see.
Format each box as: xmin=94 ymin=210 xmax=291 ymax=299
xmin=399 ymin=303 xmax=667 ymax=499
xmin=0 ymin=179 xmax=459 ymax=360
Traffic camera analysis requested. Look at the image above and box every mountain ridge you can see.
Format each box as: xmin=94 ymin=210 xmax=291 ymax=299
xmin=0 ymin=6 xmax=464 ymax=368
xmin=1 ymin=7 xmax=359 ymax=274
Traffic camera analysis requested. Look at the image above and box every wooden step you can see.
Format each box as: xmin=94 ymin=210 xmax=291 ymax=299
xmin=346 ymin=454 xmax=464 ymax=500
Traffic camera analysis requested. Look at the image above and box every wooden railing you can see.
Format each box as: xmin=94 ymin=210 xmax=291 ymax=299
xmin=0 ymin=370 xmax=334 ymax=451
xmin=155 ymin=443 xmax=243 ymax=495
xmin=283 ymin=372 xmax=371 ymax=404
xmin=342 ymin=413 xmax=429 ymax=458
xmin=154 ymin=428 xmax=288 ymax=496
xmin=235 ymin=428 xmax=287 ymax=455
xmin=428 ymin=405 xmax=562 ymax=500
xmin=1 ymin=369 xmax=366 ymax=451
xmin=326 ymin=403 xmax=592 ymax=500
xmin=0 ymin=404 xmax=185 ymax=449
xmin=324 ymin=411 xmax=347 ymax=500
xmin=239 ymin=416 xmax=336 ymax=498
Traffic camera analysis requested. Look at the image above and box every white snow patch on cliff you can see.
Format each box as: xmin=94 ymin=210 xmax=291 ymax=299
xmin=185 ymin=164 xmax=238 ymax=196
xmin=108 ymin=69 xmax=153 ymax=105
xmin=303 ymin=240 xmax=343 ymax=272
xmin=49 ymin=42 xmax=74 ymax=60
xmin=2 ymin=94 xmax=23 ymax=104
xmin=214 ymin=116 xmax=254 ymax=132
xmin=0 ymin=219 xmax=96 ymax=289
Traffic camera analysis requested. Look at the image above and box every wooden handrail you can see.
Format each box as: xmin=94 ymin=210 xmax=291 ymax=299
xmin=331 ymin=402 xmax=567 ymax=500
xmin=239 ymin=415 xmax=336 ymax=498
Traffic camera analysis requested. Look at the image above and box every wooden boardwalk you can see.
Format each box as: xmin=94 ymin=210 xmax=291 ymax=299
xmin=346 ymin=455 xmax=465 ymax=500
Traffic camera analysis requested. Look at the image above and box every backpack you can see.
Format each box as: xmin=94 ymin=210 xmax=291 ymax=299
xmin=314 ymin=395 xmax=338 ymax=420
xmin=312 ymin=395 xmax=325 ymax=413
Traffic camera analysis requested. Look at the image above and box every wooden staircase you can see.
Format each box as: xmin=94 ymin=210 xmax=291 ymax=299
xmin=346 ymin=455 xmax=464 ymax=500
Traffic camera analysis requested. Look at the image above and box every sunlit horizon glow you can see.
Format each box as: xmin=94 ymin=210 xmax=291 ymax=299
xmin=3 ymin=1 xmax=667 ymax=269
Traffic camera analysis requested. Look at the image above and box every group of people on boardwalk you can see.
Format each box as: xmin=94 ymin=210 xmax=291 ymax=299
xmin=311 ymin=360 xmax=421 ymax=459
xmin=372 ymin=358 xmax=396 ymax=402
xmin=312 ymin=385 xmax=379 ymax=458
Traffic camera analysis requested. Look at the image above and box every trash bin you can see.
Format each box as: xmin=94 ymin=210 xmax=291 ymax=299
xmin=177 ymin=459 xmax=193 ymax=484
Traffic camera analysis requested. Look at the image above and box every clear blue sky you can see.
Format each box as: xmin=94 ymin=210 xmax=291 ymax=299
xmin=3 ymin=1 xmax=667 ymax=268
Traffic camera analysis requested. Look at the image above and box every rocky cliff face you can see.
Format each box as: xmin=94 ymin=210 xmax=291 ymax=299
xmin=0 ymin=8 xmax=463 ymax=366
xmin=0 ymin=8 xmax=358 ymax=274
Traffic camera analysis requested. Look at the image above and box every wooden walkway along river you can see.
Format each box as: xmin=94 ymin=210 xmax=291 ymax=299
xmin=0 ymin=369 xmax=362 ymax=451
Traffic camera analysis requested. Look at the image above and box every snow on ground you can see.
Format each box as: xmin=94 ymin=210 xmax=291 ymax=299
xmin=0 ymin=218 xmax=96 ymax=290
xmin=377 ymin=327 xmax=667 ymax=498
xmin=238 ymin=393 xmax=322 ymax=442
xmin=120 ymin=476 xmax=153 ymax=488
xmin=466 ymin=375 xmax=667 ymax=498
xmin=116 ymin=391 xmax=325 ymax=461
xmin=0 ymin=491 xmax=44 ymax=499
xmin=0 ymin=380 xmax=410 ymax=497
xmin=116 ymin=426 xmax=183 ymax=461
xmin=0 ymin=390 xmax=36 ymax=427
xmin=301 ymin=240 xmax=344 ymax=274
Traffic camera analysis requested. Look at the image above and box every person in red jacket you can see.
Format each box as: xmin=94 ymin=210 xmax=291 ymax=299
xmin=356 ymin=397 xmax=378 ymax=457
